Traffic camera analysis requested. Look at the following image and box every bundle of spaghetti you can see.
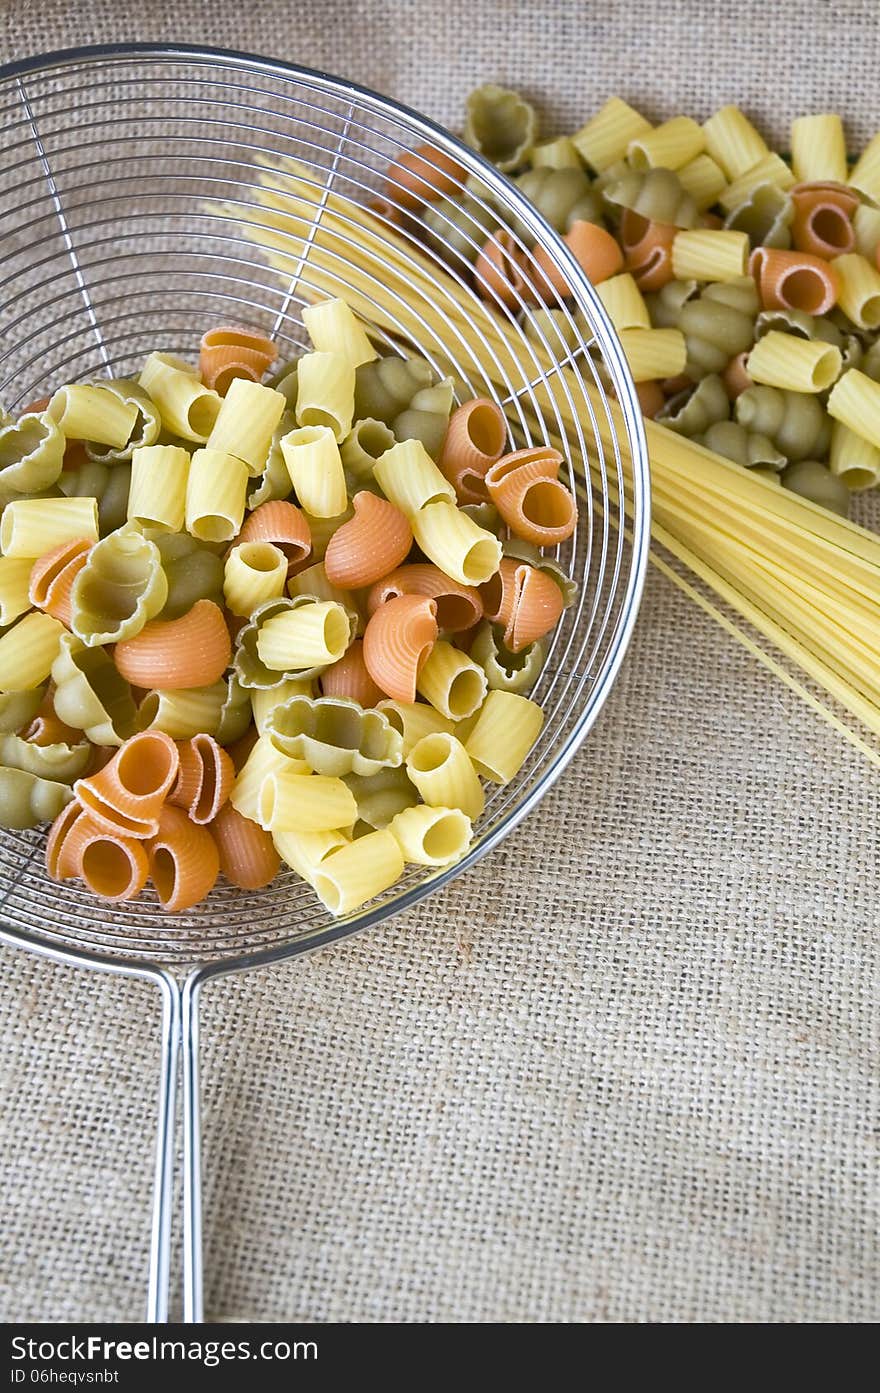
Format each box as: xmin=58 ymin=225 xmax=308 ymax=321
xmin=218 ymin=159 xmax=880 ymax=758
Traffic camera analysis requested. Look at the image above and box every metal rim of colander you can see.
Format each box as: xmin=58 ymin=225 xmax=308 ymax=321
xmin=0 ymin=43 xmax=650 ymax=980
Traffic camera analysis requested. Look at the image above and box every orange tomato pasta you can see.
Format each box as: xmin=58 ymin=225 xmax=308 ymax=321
xmin=235 ymin=499 xmax=312 ymax=574
xmin=790 ymin=182 xmax=858 ymax=260
xmin=74 ymin=730 xmax=179 ymax=839
xmin=385 ymin=143 xmax=467 ymax=208
xmin=749 ymin=246 xmax=839 ymax=314
xmin=28 ymin=537 xmax=93 ymax=629
xmin=439 ymin=397 xmax=508 ymax=503
xmin=199 ymin=325 xmax=277 ymax=394
xmin=323 ymin=491 xmax=413 ymax=589
xmin=362 ymin=592 xmax=439 ymax=703
xmin=113 ymin=600 xmax=232 ymax=691
xmin=319 ymin=639 xmax=384 ymax=706
xmin=147 ymin=804 xmax=220 ymax=912
xmin=170 ymin=732 xmax=235 ymax=824
xmin=366 ymin=563 xmax=483 ymax=633
xmin=211 ymin=802 xmax=280 ymax=890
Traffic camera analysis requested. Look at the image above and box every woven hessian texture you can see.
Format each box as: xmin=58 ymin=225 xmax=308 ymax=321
xmin=1 ymin=0 xmax=878 ymax=1323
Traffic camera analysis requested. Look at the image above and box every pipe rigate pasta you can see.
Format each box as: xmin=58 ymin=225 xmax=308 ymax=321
xmin=479 ymin=557 xmax=565 ymax=652
xmin=0 ymin=410 xmax=65 ymax=495
xmin=84 ymin=380 xmax=161 ymax=464
xmin=749 ymin=247 xmax=839 ymax=315
xmin=439 ymin=398 xmax=508 ymax=504
xmin=199 ymin=325 xmax=277 ymax=395
xmin=678 ymin=278 xmax=759 ymax=379
xmin=265 ymin=694 xmax=404 ymax=777
xmin=168 ymin=732 xmax=235 ymax=825
xmin=484 ymin=447 xmax=577 ymax=546
xmin=147 ymin=804 xmax=220 ymax=913
xmin=323 ymin=491 xmax=412 ymax=589
xmin=51 ymin=633 xmax=138 ymax=747
xmin=464 ymin=84 xmax=536 ymax=173
xmin=699 ymin=421 xmax=787 ymax=472
xmin=27 ymin=538 xmax=92 ymax=628
xmin=362 ymin=593 xmax=438 ymax=704
xmin=790 ymin=182 xmax=858 ymax=259
xmin=0 ymin=730 xmax=90 ymax=784
xmin=70 ymin=526 xmax=168 ymax=646
xmin=392 ymin=376 xmax=455 ymax=459
xmin=320 ymin=640 xmax=383 ymax=708
xmin=74 ymin=730 xmax=179 ymax=839
xmin=211 ymin=802 xmax=280 ymax=890
xmin=113 ymin=600 xmax=232 ymax=691
xmin=367 ymin=564 xmax=482 ymax=634
xmin=533 ymin=220 xmax=624 ymax=296
xmin=723 ymin=183 xmax=794 ymax=250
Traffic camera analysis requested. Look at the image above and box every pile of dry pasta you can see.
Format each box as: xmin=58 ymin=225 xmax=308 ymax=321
xmin=0 ymin=302 xmax=577 ymax=914
xmin=220 ymin=95 xmax=880 ymax=762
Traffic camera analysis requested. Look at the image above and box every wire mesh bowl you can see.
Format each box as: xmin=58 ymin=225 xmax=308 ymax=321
xmin=0 ymin=44 xmax=649 ymax=1318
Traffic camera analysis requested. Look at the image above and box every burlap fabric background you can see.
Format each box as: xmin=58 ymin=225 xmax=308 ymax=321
xmin=0 ymin=0 xmax=878 ymax=1323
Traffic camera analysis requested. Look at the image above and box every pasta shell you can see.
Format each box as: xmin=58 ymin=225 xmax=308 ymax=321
xmin=749 ymin=247 xmax=839 ymax=315
xmin=474 ymin=229 xmax=532 ymax=309
xmin=170 ymin=732 xmax=235 ymax=824
xmin=199 ymin=325 xmax=277 ymax=394
xmin=48 ymin=804 xmax=149 ymax=901
xmin=366 ymin=564 xmax=482 ymax=633
xmin=621 ymin=212 xmax=676 ymax=291
xmin=532 ymin=220 xmax=624 ymax=299
xmin=323 ymin=491 xmax=413 ymax=589
xmin=386 ymin=143 xmax=466 ymax=208
xmin=439 ymin=398 xmax=507 ymax=504
xmin=236 ymin=500 xmax=311 ymax=574
xmin=211 ymin=802 xmax=280 ymax=890
xmin=74 ymin=729 xmax=179 ymax=839
xmin=114 ymin=600 xmax=232 ymax=691
xmin=791 ymin=183 xmax=858 ymax=260
xmin=485 ymin=451 xmax=577 ymax=546
xmin=362 ymin=593 xmax=438 ymax=703
xmin=320 ymin=640 xmax=384 ymax=707
xmin=19 ymin=685 xmax=83 ymax=748
xmin=147 ymin=804 xmax=220 ymax=912
xmin=479 ymin=557 xmax=519 ymax=631
xmin=28 ymin=537 xmax=93 ymax=628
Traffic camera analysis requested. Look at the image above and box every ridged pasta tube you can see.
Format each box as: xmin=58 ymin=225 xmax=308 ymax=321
xmin=85 ymin=380 xmax=161 ymax=464
xmin=138 ymin=352 xmax=222 ymax=442
xmin=388 ymin=804 xmax=471 ymax=866
xmin=185 ymin=448 xmax=250 ymax=542
xmin=571 ymin=97 xmax=652 ymax=173
xmin=302 ymin=298 xmax=377 ymax=368
xmin=47 ymin=384 xmax=139 ymax=449
xmin=464 ymin=690 xmax=544 ymax=783
xmin=0 ymin=612 xmax=64 ymax=691
xmin=311 ymin=829 xmax=405 ymax=916
xmin=1 ymin=496 xmax=99 ymax=558
xmin=206 ymin=378 xmax=287 ymax=475
xmin=628 ymin=116 xmax=705 ymax=172
xmin=128 ymin=445 xmax=190 ymax=532
xmin=405 ymin=732 xmax=484 ymax=819
xmin=295 ymin=351 xmax=356 ymax=442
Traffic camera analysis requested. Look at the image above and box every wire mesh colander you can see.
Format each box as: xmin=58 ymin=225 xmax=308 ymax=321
xmin=0 ymin=44 xmax=649 ymax=1321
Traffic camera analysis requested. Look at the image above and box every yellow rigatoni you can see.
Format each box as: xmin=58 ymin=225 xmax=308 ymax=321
xmin=273 ymin=826 xmax=349 ymax=881
xmin=281 ymin=424 xmax=348 ymax=518
xmin=0 ymin=556 xmax=35 ymax=626
xmin=618 ymin=328 xmax=687 ymax=382
xmin=827 ymin=368 xmax=880 ymax=449
xmin=410 ymin=502 xmax=501 ymax=587
xmin=256 ymin=601 xmax=351 ymax=671
xmin=464 ymin=690 xmax=544 ymax=783
xmin=848 ymin=129 xmax=880 ymax=202
xmin=671 ymin=229 xmax=749 ymax=282
xmin=311 ymin=829 xmax=405 ymax=915
xmin=139 ymin=352 xmax=222 ymax=442
xmin=831 ymin=253 xmax=880 ymax=330
xmin=570 ymin=97 xmax=652 ymax=172
xmin=373 ymin=438 xmax=455 ymax=516
xmin=128 ymin=444 xmax=190 ymax=532
xmin=627 ymin=116 xmax=704 ymax=172
xmin=790 ymin=114 xmax=848 ymax=184
xmin=853 ymin=203 xmax=880 ymax=260
xmin=717 ymin=153 xmax=795 ymax=214
xmin=295 ymin=351 xmax=355 ymax=441
xmin=206 ymin=378 xmax=287 ymax=475
xmin=829 ymin=420 xmax=880 ymax=492
xmin=416 ymin=640 xmax=487 ymax=720
xmin=376 ymin=700 xmax=455 ymax=756
xmin=0 ymin=496 xmax=98 ymax=558
xmin=185 ymin=448 xmax=249 ymax=542
xmin=258 ymin=769 xmax=357 ymax=833
xmin=702 ymin=105 xmax=769 ymax=180
xmin=406 ymin=732 xmax=484 ymax=819
xmin=676 ymin=153 xmax=727 ymax=211
xmin=747 ymin=331 xmax=842 ymax=393
xmin=302 ymin=298 xmax=378 ymax=367
xmin=388 ymin=804 xmax=471 ymax=866
xmin=229 ymin=734 xmax=307 ymax=824
xmin=224 ymin=541 xmax=288 ymax=617
xmin=0 ymin=612 xmax=64 ymax=691
xmin=47 ymin=383 xmax=138 ymax=448
xmin=595 ymin=273 xmax=651 ymax=332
